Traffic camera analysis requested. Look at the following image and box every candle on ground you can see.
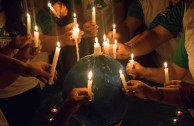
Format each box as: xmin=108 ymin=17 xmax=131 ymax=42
xmin=102 ymin=34 xmax=110 ymax=55
xmin=119 ymin=70 xmax=128 ymax=92
xmin=48 ymin=42 xmax=61 ymax=85
xmin=48 ymin=2 xmax=60 ymax=18
xmin=94 ymin=37 xmax=101 ymax=56
xmin=164 ymin=62 xmax=169 ymax=83
xmin=34 ymin=26 xmax=39 ymax=47
xmin=26 ymin=13 xmax=31 ymax=35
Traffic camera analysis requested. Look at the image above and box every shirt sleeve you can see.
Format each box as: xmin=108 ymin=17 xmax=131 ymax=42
xmin=172 ymin=33 xmax=189 ymax=69
xmin=149 ymin=1 xmax=184 ymax=37
xmin=36 ymin=10 xmax=57 ymax=34
xmin=127 ymin=0 xmax=144 ymax=21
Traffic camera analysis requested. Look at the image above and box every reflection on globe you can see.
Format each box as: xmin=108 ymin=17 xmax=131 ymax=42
xmin=63 ymin=55 xmax=129 ymax=126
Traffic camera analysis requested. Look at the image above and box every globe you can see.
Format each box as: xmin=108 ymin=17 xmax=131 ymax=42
xmin=63 ymin=55 xmax=129 ymax=126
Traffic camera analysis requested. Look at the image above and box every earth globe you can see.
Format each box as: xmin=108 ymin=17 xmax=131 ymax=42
xmin=63 ymin=55 xmax=129 ymax=126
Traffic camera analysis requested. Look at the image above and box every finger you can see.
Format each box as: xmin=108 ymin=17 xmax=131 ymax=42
xmin=37 ymin=76 xmax=47 ymax=83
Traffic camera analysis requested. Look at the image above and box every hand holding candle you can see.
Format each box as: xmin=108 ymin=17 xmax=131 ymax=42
xmin=34 ymin=26 xmax=39 ymax=47
xmin=26 ymin=13 xmax=31 ymax=35
xmin=164 ymin=62 xmax=169 ymax=83
xmin=48 ymin=2 xmax=60 ymax=18
xmin=119 ymin=70 xmax=128 ymax=92
xmin=88 ymin=70 xmax=93 ymax=99
xmin=48 ymin=42 xmax=61 ymax=85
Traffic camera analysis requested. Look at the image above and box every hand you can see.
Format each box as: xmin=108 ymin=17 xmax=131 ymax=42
xmin=10 ymin=35 xmax=33 ymax=49
xmin=23 ymin=61 xmax=54 ymax=83
xmin=126 ymin=80 xmax=154 ymax=100
xmin=83 ymin=20 xmax=98 ymax=36
xmin=164 ymin=80 xmax=193 ymax=88
xmin=126 ymin=61 xmax=147 ymax=79
xmin=115 ymin=43 xmax=131 ymax=60
xmin=53 ymin=1 xmax=68 ymax=18
xmin=106 ymin=31 xmax=120 ymax=43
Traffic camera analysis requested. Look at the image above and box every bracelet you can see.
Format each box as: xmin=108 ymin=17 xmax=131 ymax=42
xmin=154 ymin=86 xmax=163 ymax=102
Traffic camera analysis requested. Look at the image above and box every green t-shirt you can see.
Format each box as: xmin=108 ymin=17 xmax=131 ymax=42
xmin=36 ymin=10 xmax=57 ymax=34
xmin=127 ymin=0 xmax=144 ymax=21
xmin=172 ymin=33 xmax=188 ymax=69
xmin=149 ymin=1 xmax=184 ymax=37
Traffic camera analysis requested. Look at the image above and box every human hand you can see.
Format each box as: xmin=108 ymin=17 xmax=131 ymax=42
xmin=126 ymin=80 xmax=154 ymax=100
xmin=126 ymin=61 xmax=147 ymax=79
xmin=22 ymin=61 xmax=56 ymax=83
xmin=83 ymin=20 xmax=98 ymax=36
xmin=106 ymin=31 xmax=120 ymax=43
xmin=114 ymin=42 xmax=131 ymax=60
xmin=53 ymin=1 xmax=68 ymax=18
xmin=164 ymin=80 xmax=193 ymax=88
xmin=10 ymin=35 xmax=33 ymax=49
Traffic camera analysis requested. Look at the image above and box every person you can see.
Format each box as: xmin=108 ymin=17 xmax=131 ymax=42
xmin=125 ymin=80 xmax=194 ymax=109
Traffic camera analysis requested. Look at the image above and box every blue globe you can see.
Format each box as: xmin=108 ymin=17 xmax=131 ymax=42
xmin=63 ymin=55 xmax=129 ymax=125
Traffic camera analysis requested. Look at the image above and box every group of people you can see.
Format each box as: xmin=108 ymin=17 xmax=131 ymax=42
xmin=0 ymin=0 xmax=194 ymax=126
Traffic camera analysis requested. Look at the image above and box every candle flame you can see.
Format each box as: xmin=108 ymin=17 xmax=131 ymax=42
xmin=164 ymin=62 xmax=167 ymax=68
xmin=57 ymin=42 xmax=60 ymax=47
xmin=34 ymin=26 xmax=38 ymax=32
xmin=92 ymin=6 xmax=95 ymax=13
xmin=27 ymin=13 xmax=30 ymax=17
xmin=48 ymin=2 xmax=52 ymax=8
xmin=95 ymin=37 xmax=98 ymax=43
xmin=119 ymin=69 xmax=122 ymax=74
xmin=113 ymin=24 xmax=116 ymax=29
xmin=131 ymin=53 xmax=134 ymax=60
xmin=73 ymin=13 xmax=76 ymax=18
xmin=88 ymin=71 xmax=92 ymax=80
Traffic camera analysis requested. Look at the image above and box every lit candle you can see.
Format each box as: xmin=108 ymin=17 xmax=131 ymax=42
xmin=48 ymin=2 xmax=60 ymax=18
xmin=94 ymin=37 xmax=101 ymax=56
xmin=102 ymin=34 xmax=110 ymax=55
xmin=164 ymin=62 xmax=169 ymax=83
xmin=48 ymin=42 xmax=61 ymax=85
xmin=88 ymin=70 xmax=93 ymax=98
xmin=92 ymin=6 xmax=96 ymax=24
xmin=73 ymin=13 xmax=77 ymax=24
xmin=26 ymin=13 xmax=31 ymax=35
xmin=128 ymin=53 xmax=134 ymax=71
xmin=34 ymin=26 xmax=39 ymax=47
xmin=113 ymin=40 xmax=117 ymax=59
xmin=72 ymin=25 xmax=80 ymax=61
xmin=113 ymin=24 xmax=116 ymax=42
xmin=119 ymin=70 xmax=128 ymax=92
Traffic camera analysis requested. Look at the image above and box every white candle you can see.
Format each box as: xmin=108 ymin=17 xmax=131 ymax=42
xmin=48 ymin=2 xmax=60 ymax=18
xmin=113 ymin=40 xmax=117 ymax=59
xmin=73 ymin=13 xmax=77 ymax=24
xmin=164 ymin=62 xmax=169 ymax=83
xmin=26 ymin=13 xmax=31 ymax=35
xmin=92 ymin=6 xmax=96 ymax=24
xmin=119 ymin=70 xmax=128 ymax=92
xmin=102 ymin=34 xmax=109 ymax=55
xmin=113 ymin=24 xmax=116 ymax=41
xmin=34 ymin=26 xmax=39 ymax=47
xmin=94 ymin=37 xmax=101 ymax=56
xmin=128 ymin=53 xmax=134 ymax=71
xmin=72 ymin=25 xmax=80 ymax=61
xmin=48 ymin=42 xmax=61 ymax=85
xmin=88 ymin=70 xmax=93 ymax=97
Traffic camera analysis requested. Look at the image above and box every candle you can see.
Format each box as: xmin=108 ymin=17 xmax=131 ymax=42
xmin=127 ymin=53 xmax=134 ymax=72
xmin=26 ymin=13 xmax=31 ymax=35
xmin=34 ymin=26 xmax=39 ymax=47
xmin=164 ymin=62 xmax=169 ymax=83
xmin=119 ymin=70 xmax=128 ymax=92
xmin=102 ymin=34 xmax=110 ymax=55
xmin=113 ymin=24 xmax=116 ymax=42
xmin=48 ymin=42 xmax=61 ymax=85
xmin=73 ymin=13 xmax=77 ymax=24
xmin=48 ymin=2 xmax=60 ymax=18
xmin=88 ymin=70 xmax=93 ymax=98
xmin=113 ymin=40 xmax=117 ymax=59
xmin=72 ymin=25 xmax=80 ymax=61
xmin=94 ymin=37 xmax=101 ymax=56
xmin=92 ymin=6 xmax=96 ymax=24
